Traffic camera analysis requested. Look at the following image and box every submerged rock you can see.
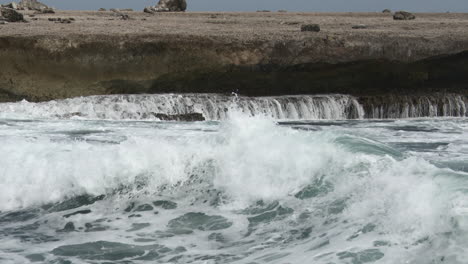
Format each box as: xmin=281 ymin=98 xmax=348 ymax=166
xmin=63 ymin=209 xmax=92 ymax=218
xmin=0 ymin=7 xmax=24 ymax=22
xmin=168 ymin=212 xmax=233 ymax=231
xmin=153 ymin=200 xmax=178 ymax=209
xmin=51 ymin=241 xmax=169 ymax=261
xmin=134 ymin=204 xmax=154 ymax=212
xmin=393 ymin=11 xmax=416 ymax=20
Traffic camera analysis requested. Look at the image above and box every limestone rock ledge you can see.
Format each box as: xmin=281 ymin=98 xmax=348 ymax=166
xmin=0 ymin=11 xmax=467 ymax=102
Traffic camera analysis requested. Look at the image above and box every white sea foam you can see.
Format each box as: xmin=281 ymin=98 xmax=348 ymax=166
xmin=0 ymin=111 xmax=467 ymax=263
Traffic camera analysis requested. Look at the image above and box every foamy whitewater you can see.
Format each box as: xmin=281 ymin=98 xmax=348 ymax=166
xmin=0 ymin=94 xmax=467 ymax=264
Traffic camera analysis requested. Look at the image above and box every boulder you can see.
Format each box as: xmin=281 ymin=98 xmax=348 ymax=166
xmin=393 ymin=11 xmax=416 ymax=20
xmin=2 ymin=2 xmax=18 ymax=9
xmin=153 ymin=0 xmax=187 ymax=12
xmin=0 ymin=7 xmax=24 ymax=22
xmin=143 ymin=7 xmax=156 ymax=14
xmin=382 ymin=9 xmax=391 ymax=14
xmin=17 ymin=0 xmax=48 ymax=11
xmin=301 ymin=24 xmax=320 ymax=32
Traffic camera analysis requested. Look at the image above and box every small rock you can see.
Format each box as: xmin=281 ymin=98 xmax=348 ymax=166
xmin=352 ymin=24 xmax=367 ymax=29
xmin=301 ymin=24 xmax=320 ymax=32
xmin=62 ymin=222 xmax=75 ymax=232
xmin=382 ymin=9 xmax=391 ymax=14
xmin=98 ymin=8 xmax=106 ymax=11
xmin=0 ymin=7 xmax=24 ymax=22
xmin=393 ymin=11 xmax=416 ymax=20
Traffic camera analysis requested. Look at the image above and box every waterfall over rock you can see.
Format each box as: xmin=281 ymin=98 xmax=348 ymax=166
xmin=0 ymin=93 xmax=466 ymax=121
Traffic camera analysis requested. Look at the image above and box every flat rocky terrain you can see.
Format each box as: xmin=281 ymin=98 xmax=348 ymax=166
xmin=1 ymin=11 xmax=468 ymax=43
xmin=0 ymin=11 xmax=467 ymax=101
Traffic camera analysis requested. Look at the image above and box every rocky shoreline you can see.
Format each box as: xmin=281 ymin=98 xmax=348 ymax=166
xmin=0 ymin=10 xmax=467 ymax=102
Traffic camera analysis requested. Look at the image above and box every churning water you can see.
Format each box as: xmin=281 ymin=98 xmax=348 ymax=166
xmin=0 ymin=94 xmax=467 ymax=264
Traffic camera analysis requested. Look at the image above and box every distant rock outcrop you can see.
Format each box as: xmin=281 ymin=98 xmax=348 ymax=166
xmin=382 ymin=9 xmax=391 ymax=14
xmin=144 ymin=0 xmax=187 ymax=13
xmin=17 ymin=0 xmax=49 ymax=11
xmin=393 ymin=11 xmax=416 ymax=20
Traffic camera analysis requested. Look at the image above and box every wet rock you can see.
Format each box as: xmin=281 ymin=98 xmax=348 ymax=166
xmin=0 ymin=7 xmax=24 ymax=22
xmin=393 ymin=11 xmax=416 ymax=20
xmin=301 ymin=24 xmax=320 ymax=32
xmin=337 ymin=249 xmax=384 ymax=263
xmin=0 ymin=209 xmax=39 ymax=223
xmin=63 ymin=209 xmax=92 ymax=218
xmin=295 ymin=178 xmax=333 ymax=200
xmin=248 ymin=206 xmax=293 ymax=226
xmin=84 ymin=222 xmax=108 ymax=232
xmin=51 ymin=241 xmax=169 ymax=261
xmin=134 ymin=204 xmax=154 ymax=212
xmin=382 ymin=9 xmax=392 ymax=14
xmin=98 ymin=8 xmax=106 ymax=11
xmin=48 ymin=194 xmax=104 ymax=212
xmin=125 ymin=202 xmax=135 ymax=212
xmin=128 ymin=214 xmax=142 ymax=218
xmin=154 ymin=113 xmax=205 ymax=121
xmin=168 ymin=212 xmax=233 ymax=231
xmin=147 ymin=0 xmax=187 ymax=12
xmin=352 ymin=24 xmax=368 ymax=29
xmin=153 ymin=200 xmax=177 ymax=209
xmin=59 ymin=222 xmax=75 ymax=232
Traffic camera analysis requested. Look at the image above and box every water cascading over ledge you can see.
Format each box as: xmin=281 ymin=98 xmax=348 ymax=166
xmin=0 ymin=93 xmax=466 ymax=121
